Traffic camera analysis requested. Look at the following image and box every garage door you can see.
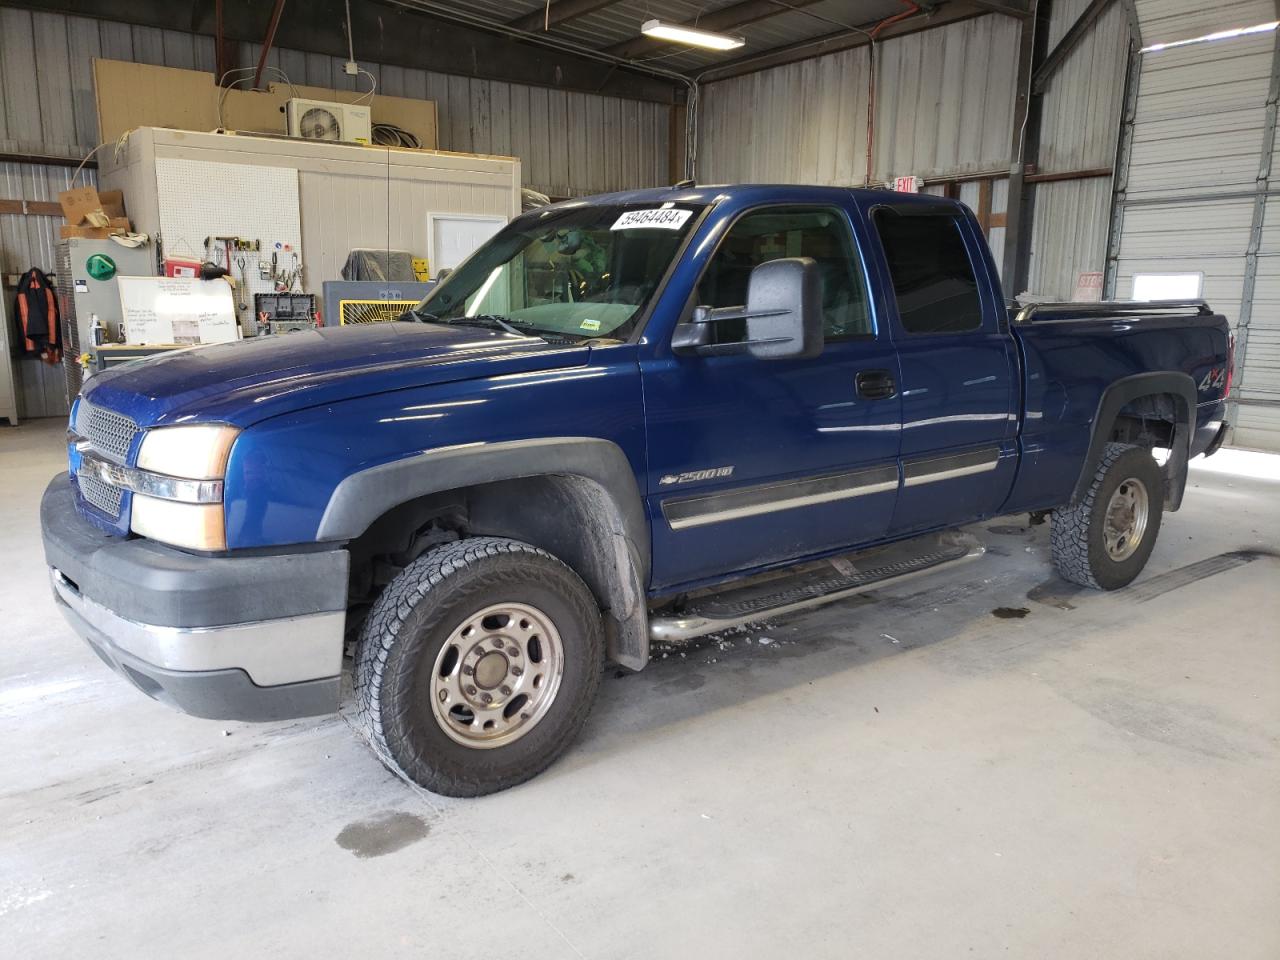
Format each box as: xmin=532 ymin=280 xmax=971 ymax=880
xmin=1112 ymin=18 xmax=1280 ymax=450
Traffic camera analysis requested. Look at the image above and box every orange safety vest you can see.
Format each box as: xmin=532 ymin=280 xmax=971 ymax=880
xmin=13 ymin=268 xmax=61 ymax=365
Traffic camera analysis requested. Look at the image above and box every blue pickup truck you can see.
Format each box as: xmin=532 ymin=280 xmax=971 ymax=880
xmin=42 ymin=184 xmax=1233 ymax=795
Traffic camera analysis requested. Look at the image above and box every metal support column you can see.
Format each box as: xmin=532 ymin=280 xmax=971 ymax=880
xmin=1002 ymin=0 xmax=1041 ymax=289
xmin=1103 ymin=38 xmax=1142 ymax=299
xmin=1230 ymin=22 xmax=1280 ymax=430
xmin=1003 ymin=0 xmax=1051 ymax=296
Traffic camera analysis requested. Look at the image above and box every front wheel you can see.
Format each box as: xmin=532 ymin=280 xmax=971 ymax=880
xmin=1050 ymin=442 xmax=1165 ymax=590
xmin=354 ymin=537 xmax=604 ymax=796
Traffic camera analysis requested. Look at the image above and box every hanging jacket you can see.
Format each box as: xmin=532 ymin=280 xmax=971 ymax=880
xmin=13 ymin=267 xmax=61 ymax=365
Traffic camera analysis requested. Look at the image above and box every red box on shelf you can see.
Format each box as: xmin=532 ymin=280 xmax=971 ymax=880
xmin=163 ymin=258 xmax=201 ymax=279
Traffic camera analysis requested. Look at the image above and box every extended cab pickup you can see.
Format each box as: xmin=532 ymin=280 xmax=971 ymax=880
xmin=42 ymin=185 xmax=1233 ymax=795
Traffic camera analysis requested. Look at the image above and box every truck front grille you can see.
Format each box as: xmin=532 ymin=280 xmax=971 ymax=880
xmin=78 ymin=474 xmax=124 ymax=518
xmin=75 ymin=401 xmax=139 ymax=463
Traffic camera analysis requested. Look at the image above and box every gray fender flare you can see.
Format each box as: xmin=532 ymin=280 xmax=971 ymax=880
xmin=1073 ymin=372 xmax=1197 ymax=509
xmin=317 ymin=437 xmax=652 ymax=670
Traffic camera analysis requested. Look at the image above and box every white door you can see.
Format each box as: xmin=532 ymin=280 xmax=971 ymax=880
xmin=428 ymin=214 xmax=507 ymax=278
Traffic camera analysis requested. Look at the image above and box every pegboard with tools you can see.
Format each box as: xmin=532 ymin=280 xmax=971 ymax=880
xmin=155 ymin=157 xmax=305 ymax=335
xmin=254 ymin=293 xmax=317 ymax=336
xmin=203 ymin=236 xmax=308 ymax=334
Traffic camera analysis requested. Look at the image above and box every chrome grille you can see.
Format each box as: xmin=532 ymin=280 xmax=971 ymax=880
xmin=78 ymin=474 xmax=124 ymax=518
xmin=75 ymin=402 xmax=139 ymax=463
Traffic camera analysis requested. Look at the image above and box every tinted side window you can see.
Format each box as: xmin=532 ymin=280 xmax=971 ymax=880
xmin=874 ymin=210 xmax=983 ymax=334
xmin=695 ymin=207 xmax=872 ymax=343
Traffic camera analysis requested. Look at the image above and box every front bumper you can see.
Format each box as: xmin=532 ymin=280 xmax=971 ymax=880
xmin=41 ymin=474 xmax=349 ymax=721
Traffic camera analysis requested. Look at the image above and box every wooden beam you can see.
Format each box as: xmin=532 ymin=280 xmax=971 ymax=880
xmin=0 ymin=151 xmax=96 ymax=169
xmin=1031 ymin=0 xmax=1115 ymax=94
xmin=252 ymin=0 xmax=287 ymax=90
xmin=977 ymin=178 xmax=993 ymax=232
xmin=214 ymin=0 xmax=240 ymax=85
xmin=508 ymin=0 xmax=621 ymax=32
xmin=0 ymin=200 xmax=65 ymax=216
xmin=1024 ymin=166 xmax=1112 ymax=183
xmin=607 ymin=0 xmax=825 ymax=62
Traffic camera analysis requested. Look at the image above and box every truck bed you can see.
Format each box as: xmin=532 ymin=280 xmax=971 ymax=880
xmin=1000 ymin=299 xmax=1232 ymax=516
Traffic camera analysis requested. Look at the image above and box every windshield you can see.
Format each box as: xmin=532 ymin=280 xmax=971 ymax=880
xmin=416 ymin=201 xmax=705 ymax=342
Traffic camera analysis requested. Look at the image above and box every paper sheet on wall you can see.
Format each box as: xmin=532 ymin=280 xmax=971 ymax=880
xmin=117 ymin=277 xmax=240 ymax=345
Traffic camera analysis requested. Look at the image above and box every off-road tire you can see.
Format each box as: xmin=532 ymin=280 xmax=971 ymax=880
xmin=354 ymin=536 xmax=604 ymax=796
xmin=1050 ymin=442 xmax=1165 ymax=590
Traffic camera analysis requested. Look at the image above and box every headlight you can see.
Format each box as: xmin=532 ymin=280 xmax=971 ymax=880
xmin=131 ymin=424 xmax=240 ymax=551
xmin=136 ymin=424 xmax=239 ymax=479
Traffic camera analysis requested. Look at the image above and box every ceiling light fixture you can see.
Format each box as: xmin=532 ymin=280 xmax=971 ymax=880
xmin=640 ymin=19 xmax=746 ymax=51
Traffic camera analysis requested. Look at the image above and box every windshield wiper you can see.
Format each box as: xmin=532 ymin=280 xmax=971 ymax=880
xmin=462 ymin=314 xmax=529 ymax=337
xmin=415 ymin=312 xmax=581 ymax=346
xmin=442 ymin=314 xmax=552 ymax=340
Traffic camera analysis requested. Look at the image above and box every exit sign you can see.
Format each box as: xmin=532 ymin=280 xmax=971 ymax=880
xmin=890 ymin=175 xmax=921 ymax=193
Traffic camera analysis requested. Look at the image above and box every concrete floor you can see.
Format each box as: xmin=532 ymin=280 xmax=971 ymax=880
xmin=2 ymin=416 xmax=1277 ymax=959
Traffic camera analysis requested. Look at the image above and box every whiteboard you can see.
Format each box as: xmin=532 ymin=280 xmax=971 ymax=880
xmin=427 ymin=213 xmax=506 ymax=276
xmin=117 ymin=277 xmax=239 ymax=345
xmin=155 ymin=157 xmax=303 ymax=331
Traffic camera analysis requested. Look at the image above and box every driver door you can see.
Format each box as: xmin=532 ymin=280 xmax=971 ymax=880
xmin=641 ymin=202 xmax=903 ymax=592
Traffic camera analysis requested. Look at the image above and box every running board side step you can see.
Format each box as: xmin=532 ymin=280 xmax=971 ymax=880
xmin=648 ymin=533 xmax=986 ymax=644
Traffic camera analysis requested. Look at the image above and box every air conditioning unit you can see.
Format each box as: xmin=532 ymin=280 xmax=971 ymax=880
xmin=285 ymin=98 xmax=372 ymax=145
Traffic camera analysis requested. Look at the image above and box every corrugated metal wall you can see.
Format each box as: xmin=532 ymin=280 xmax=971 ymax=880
xmin=0 ymin=6 xmax=671 ymax=417
xmin=1 ymin=159 xmax=93 ymax=419
xmin=239 ymin=39 xmax=670 ymax=200
xmin=697 ymin=14 xmax=1021 ymax=186
xmin=1025 ymin=0 xmax=1131 ymax=299
xmin=0 ymin=7 xmax=671 ymax=196
xmin=1111 ymin=26 xmax=1280 ymax=450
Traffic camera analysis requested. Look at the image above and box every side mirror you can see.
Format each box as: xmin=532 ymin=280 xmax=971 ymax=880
xmin=672 ymin=257 xmax=823 ymax=360
xmin=744 ymin=257 xmax=823 ymax=360
xmin=435 ymin=267 xmax=452 ymax=281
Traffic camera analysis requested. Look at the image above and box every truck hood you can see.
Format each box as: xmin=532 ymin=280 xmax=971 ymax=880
xmin=80 ymin=322 xmax=586 ymax=428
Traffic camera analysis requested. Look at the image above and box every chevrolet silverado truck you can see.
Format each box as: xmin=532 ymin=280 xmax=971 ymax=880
xmin=42 ymin=184 xmax=1234 ymax=796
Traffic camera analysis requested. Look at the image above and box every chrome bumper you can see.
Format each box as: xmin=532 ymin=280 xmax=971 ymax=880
xmin=52 ymin=568 xmax=343 ymax=685
xmin=50 ymin=567 xmax=344 ymax=721
xmin=41 ymin=474 xmax=349 ymax=720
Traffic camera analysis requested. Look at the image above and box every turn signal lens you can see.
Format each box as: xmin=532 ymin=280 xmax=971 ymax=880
xmin=130 ymin=496 xmax=226 ymax=552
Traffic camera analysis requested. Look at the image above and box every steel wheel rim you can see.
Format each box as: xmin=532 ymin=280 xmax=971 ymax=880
xmin=429 ymin=601 xmax=565 ymax=749
xmin=1103 ymin=477 xmax=1149 ymax=562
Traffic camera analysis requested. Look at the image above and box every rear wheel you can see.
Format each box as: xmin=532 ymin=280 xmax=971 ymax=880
xmin=1050 ymin=442 xmax=1165 ymax=590
xmin=354 ymin=537 xmax=604 ymax=796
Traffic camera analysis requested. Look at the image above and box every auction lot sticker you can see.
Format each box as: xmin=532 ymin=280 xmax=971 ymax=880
xmin=611 ymin=208 xmax=693 ymax=231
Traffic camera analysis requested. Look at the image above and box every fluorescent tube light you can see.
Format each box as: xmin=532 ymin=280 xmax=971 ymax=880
xmin=640 ymin=19 xmax=745 ymax=51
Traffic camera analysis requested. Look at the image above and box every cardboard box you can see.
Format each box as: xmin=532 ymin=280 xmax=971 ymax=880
xmin=60 ymin=217 xmax=132 ymax=240
xmin=58 ymin=186 xmax=126 ymax=228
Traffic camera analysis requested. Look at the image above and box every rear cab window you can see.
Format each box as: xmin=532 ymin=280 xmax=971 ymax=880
xmin=873 ymin=208 xmax=984 ymax=335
